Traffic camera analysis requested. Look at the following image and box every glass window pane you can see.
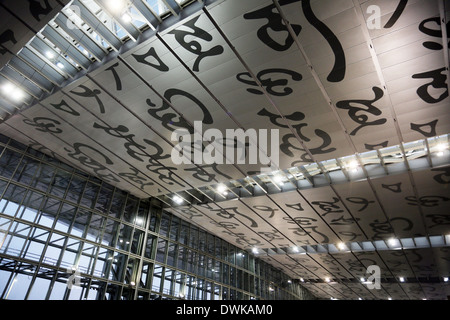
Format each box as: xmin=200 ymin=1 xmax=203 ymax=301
xmin=49 ymin=169 xmax=71 ymax=198
xmin=27 ymin=276 xmax=51 ymax=300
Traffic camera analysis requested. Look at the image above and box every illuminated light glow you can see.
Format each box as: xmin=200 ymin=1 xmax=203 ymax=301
xmin=56 ymin=62 xmax=65 ymax=69
xmin=443 ymin=277 xmax=448 ymax=282
xmin=337 ymin=242 xmax=346 ymax=250
xmin=300 ymin=278 xmax=305 ymax=282
xmin=360 ymin=277 xmax=365 ymax=282
xmin=217 ymin=184 xmax=227 ymax=194
xmin=388 ymin=297 xmax=392 ymax=300
xmin=45 ymin=51 xmax=54 ymax=59
xmin=325 ymin=277 xmax=331 ymax=283
xmin=173 ymin=195 xmax=183 ymax=204
xmin=292 ymin=246 xmax=299 ymax=253
xmin=273 ymin=174 xmax=284 ymax=185
xmin=106 ymin=0 xmax=126 ymax=13
xmin=388 ymin=238 xmax=398 ymax=247
xmin=122 ymin=13 xmax=132 ymax=23
xmin=252 ymin=247 xmax=258 ymax=254
xmin=9 ymin=87 xmax=24 ymax=101
xmin=399 ymin=277 xmax=405 ymax=282
xmin=1 ymin=83 xmax=14 ymax=94
xmin=347 ymin=160 xmax=359 ymax=172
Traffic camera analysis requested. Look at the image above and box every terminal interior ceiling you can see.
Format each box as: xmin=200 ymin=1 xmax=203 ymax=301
xmin=0 ymin=0 xmax=449 ymax=299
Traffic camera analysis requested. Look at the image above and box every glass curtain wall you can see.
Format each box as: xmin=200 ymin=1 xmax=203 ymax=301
xmin=0 ymin=134 xmax=315 ymax=300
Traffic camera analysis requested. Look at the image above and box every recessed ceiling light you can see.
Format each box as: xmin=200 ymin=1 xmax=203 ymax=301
xmin=107 ymin=0 xmax=126 ymax=13
xmin=122 ymin=13 xmax=132 ymax=23
xmin=360 ymin=277 xmax=365 ymax=282
xmin=252 ymin=247 xmax=258 ymax=254
xmin=300 ymin=278 xmax=304 ymax=282
xmin=1 ymin=83 xmax=14 ymax=94
xmin=443 ymin=277 xmax=448 ymax=282
xmin=273 ymin=174 xmax=284 ymax=185
xmin=325 ymin=277 xmax=330 ymax=283
xmin=217 ymin=184 xmax=227 ymax=194
xmin=347 ymin=160 xmax=359 ymax=172
xmin=56 ymin=62 xmax=64 ymax=69
xmin=337 ymin=242 xmax=346 ymax=250
xmin=399 ymin=277 xmax=405 ymax=282
xmin=388 ymin=297 xmax=392 ymax=300
xmin=173 ymin=195 xmax=183 ymax=204
xmin=45 ymin=51 xmax=54 ymax=59
xmin=388 ymin=238 xmax=398 ymax=246
xmin=292 ymin=246 xmax=299 ymax=253
xmin=7 ymin=86 xmax=24 ymax=102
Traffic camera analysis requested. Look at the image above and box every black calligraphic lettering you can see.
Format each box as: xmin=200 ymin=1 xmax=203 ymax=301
xmin=369 ymin=219 xmax=394 ymax=239
xmin=405 ymin=195 xmax=450 ymax=207
xmin=209 ymin=221 xmax=240 ymax=230
xmin=131 ymin=47 xmax=169 ymax=72
xmin=412 ymin=67 xmax=448 ymax=104
xmin=70 ymin=85 xmax=105 ymax=114
xmin=346 ymin=197 xmax=374 ymax=212
xmin=212 ymin=207 xmax=258 ymax=228
xmin=184 ymin=163 xmax=232 ymax=183
xmin=382 ymin=182 xmax=402 ymax=193
xmin=145 ymin=158 xmax=184 ymax=188
xmin=28 ymin=0 xmax=52 ymax=21
xmin=64 ymin=143 xmax=119 ymax=183
xmin=384 ymin=0 xmax=408 ymax=28
xmin=23 ymin=117 xmax=63 ymax=134
xmin=336 ymin=86 xmax=386 ymax=135
xmin=169 ymin=16 xmax=224 ymax=72
xmin=410 ymin=119 xmax=438 ymax=137
xmin=0 ymin=30 xmax=17 ymax=55
xmin=257 ymin=107 xmax=335 ymax=159
xmin=236 ymin=68 xmax=302 ymax=96
xmin=364 ymin=141 xmax=388 ymax=150
xmin=426 ymin=214 xmax=450 ymax=229
xmin=258 ymin=229 xmax=284 ymax=241
xmin=311 ymin=197 xmax=343 ymax=216
xmin=302 ymin=0 xmax=345 ymax=82
xmin=431 ymin=167 xmax=450 ymax=184
xmin=105 ymin=62 xmax=122 ymax=91
xmin=330 ymin=215 xmax=359 ymax=225
xmin=118 ymin=167 xmax=154 ymax=191
xmin=243 ymin=0 xmax=301 ymax=52
xmin=252 ymin=205 xmax=278 ymax=218
xmin=338 ymin=231 xmax=361 ymax=241
xmin=147 ymin=88 xmax=213 ymax=133
xmin=285 ymin=202 xmax=304 ymax=211
xmin=49 ymin=99 xmax=80 ymax=116
xmin=418 ymin=17 xmax=450 ymax=50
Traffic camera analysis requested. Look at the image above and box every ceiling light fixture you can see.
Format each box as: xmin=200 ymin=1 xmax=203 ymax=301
xmin=443 ymin=277 xmax=448 ymax=282
xmin=217 ymin=184 xmax=227 ymax=194
xmin=347 ymin=160 xmax=359 ymax=172
xmin=273 ymin=174 xmax=284 ymax=185
xmin=56 ymin=62 xmax=64 ymax=69
xmin=252 ymin=247 xmax=258 ymax=254
xmin=122 ymin=13 xmax=132 ymax=23
xmin=300 ymin=278 xmax=304 ymax=282
xmin=399 ymin=277 xmax=405 ymax=282
xmin=45 ymin=51 xmax=54 ymax=59
xmin=106 ymin=0 xmax=126 ymax=13
xmin=337 ymin=242 xmax=346 ymax=250
xmin=325 ymin=277 xmax=331 ymax=283
xmin=173 ymin=195 xmax=183 ymax=204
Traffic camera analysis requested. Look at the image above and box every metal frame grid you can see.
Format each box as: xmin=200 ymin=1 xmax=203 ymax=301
xmin=0 ymin=134 xmax=315 ymax=300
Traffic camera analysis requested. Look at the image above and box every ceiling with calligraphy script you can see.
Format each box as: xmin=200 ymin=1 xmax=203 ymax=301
xmin=0 ymin=0 xmax=449 ymax=299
